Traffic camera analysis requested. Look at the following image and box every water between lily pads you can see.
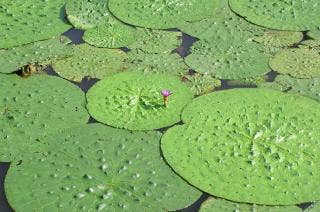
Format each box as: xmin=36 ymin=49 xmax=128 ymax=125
xmin=0 ymin=29 xmax=312 ymax=212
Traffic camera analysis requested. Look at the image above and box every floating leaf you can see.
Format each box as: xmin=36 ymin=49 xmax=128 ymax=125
xmin=183 ymin=73 xmax=221 ymax=96
xmin=229 ymin=0 xmax=320 ymax=31
xmin=0 ymin=74 xmax=89 ymax=162
xmin=258 ymin=75 xmax=320 ymax=101
xmin=306 ymin=202 xmax=320 ymax=212
xmin=52 ymin=44 xmax=127 ymax=82
xmin=83 ymin=20 xmax=138 ymax=48
xmin=307 ymin=30 xmax=320 ymax=40
xmin=162 ymin=88 xmax=320 ymax=205
xmin=269 ymin=48 xmax=320 ymax=78
xmin=185 ymin=40 xmax=270 ymax=79
xmin=65 ymin=0 xmax=115 ymax=30
xmin=0 ymin=0 xmax=70 ymax=48
xmin=126 ymin=50 xmax=188 ymax=75
xmin=108 ymin=0 xmax=219 ymax=29
xmin=0 ymin=37 xmax=73 ymax=74
xmin=86 ymin=72 xmax=193 ymax=130
xmin=128 ymin=28 xmax=182 ymax=53
xmin=200 ymin=198 xmax=301 ymax=212
xmin=5 ymin=124 xmax=201 ymax=211
xmin=226 ymin=76 xmax=268 ymax=88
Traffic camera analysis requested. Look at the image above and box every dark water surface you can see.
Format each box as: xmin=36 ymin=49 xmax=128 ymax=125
xmin=0 ymin=29 xmax=313 ymax=212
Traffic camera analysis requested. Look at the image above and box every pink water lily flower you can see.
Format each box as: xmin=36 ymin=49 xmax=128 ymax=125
xmin=161 ymin=90 xmax=171 ymax=107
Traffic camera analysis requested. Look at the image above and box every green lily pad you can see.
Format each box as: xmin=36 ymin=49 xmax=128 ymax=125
xmin=83 ymin=20 xmax=138 ymax=48
xmin=253 ymin=31 xmax=303 ymax=55
xmin=185 ymin=40 xmax=270 ymax=79
xmin=126 ymin=50 xmax=188 ymax=75
xmin=128 ymin=28 xmax=182 ymax=53
xmin=179 ymin=1 xmax=265 ymax=42
xmin=226 ymin=76 xmax=268 ymax=88
xmin=52 ymin=44 xmax=127 ymax=82
xmin=269 ymin=48 xmax=320 ymax=78
xmin=0 ymin=37 xmax=73 ymax=74
xmin=0 ymin=74 xmax=89 ymax=162
xmin=86 ymin=72 xmax=193 ymax=130
xmin=300 ymin=40 xmax=320 ymax=52
xmin=258 ymin=75 xmax=320 ymax=101
xmin=65 ymin=0 xmax=115 ymax=30
xmin=200 ymin=198 xmax=301 ymax=212
xmin=183 ymin=73 xmax=221 ymax=96
xmin=307 ymin=30 xmax=320 ymax=40
xmin=108 ymin=0 xmax=219 ymax=29
xmin=0 ymin=0 xmax=70 ymax=48
xmin=306 ymin=203 xmax=320 ymax=211
xmin=162 ymin=88 xmax=320 ymax=205
xmin=5 ymin=124 xmax=201 ymax=211
xmin=229 ymin=0 xmax=320 ymax=31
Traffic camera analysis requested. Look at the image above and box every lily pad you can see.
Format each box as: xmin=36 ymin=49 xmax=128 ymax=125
xmin=307 ymin=30 xmax=320 ymax=40
xmin=258 ymin=75 xmax=320 ymax=101
xmin=83 ymin=20 xmax=138 ymax=48
xmin=86 ymin=72 xmax=193 ymax=130
xmin=253 ymin=31 xmax=303 ymax=55
xmin=306 ymin=202 xmax=320 ymax=212
xmin=0 ymin=37 xmax=73 ymax=74
xmin=0 ymin=0 xmax=70 ymax=48
xmin=229 ymin=0 xmax=320 ymax=31
xmin=52 ymin=44 xmax=127 ymax=82
xmin=108 ymin=0 xmax=219 ymax=29
xmin=0 ymin=74 xmax=89 ymax=162
xmin=185 ymin=40 xmax=270 ymax=79
xmin=183 ymin=73 xmax=221 ymax=96
xmin=126 ymin=50 xmax=188 ymax=75
xmin=162 ymin=88 xmax=320 ymax=205
xmin=128 ymin=28 xmax=182 ymax=53
xmin=5 ymin=124 xmax=201 ymax=211
xmin=226 ymin=76 xmax=268 ymax=88
xmin=300 ymin=40 xmax=320 ymax=52
xmin=200 ymin=198 xmax=301 ymax=212
xmin=269 ymin=48 xmax=320 ymax=78
xmin=65 ymin=0 xmax=115 ymax=30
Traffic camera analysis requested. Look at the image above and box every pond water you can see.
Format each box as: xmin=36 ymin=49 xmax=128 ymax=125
xmin=0 ymin=28 xmax=314 ymax=212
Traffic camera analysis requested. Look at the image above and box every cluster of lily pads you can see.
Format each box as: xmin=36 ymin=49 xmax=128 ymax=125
xmin=1 ymin=0 xmax=320 ymax=211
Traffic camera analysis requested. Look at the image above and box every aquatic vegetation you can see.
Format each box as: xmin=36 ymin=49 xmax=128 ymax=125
xmin=126 ymin=50 xmax=188 ymax=75
xmin=108 ymin=0 xmax=219 ymax=29
xmin=83 ymin=19 xmax=138 ymax=48
xmin=183 ymin=73 xmax=221 ymax=96
xmin=185 ymin=40 xmax=270 ymax=79
xmin=52 ymin=44 xmax=127 ymax=82
xmin=5 ymin=124 xmax=201 ymax=211
xmin=0 ymin=74 xmax=89 ymax=162
xmin=226 ymin=76 xmax=267 ymax=88
xmin=0 ymin=0 xmax=70 ymax=48
xmin=0 ymin=37 xmax=73 ymax=74
xmin=128 ymin=28 xmax=182 ymax=53
xmin=306 ymin=202 xmax=320 ymax=212
xmin=307 ymin=30 xmax=320 ymax=40
xmin=86 ymin=72 xmax=193 ymax=130
xmin=161 ymin=88 xmax=320 ymax=205
xmin=229 ymin=0 xmax=320 ymax=31
xmin=269 ymin=48 xmax=320 ymax=78
xmin=200 ymin=198 xmax=301 ymax=212
xmin=65 ymin=0 xmax=115 ymax=30
xmin=258 ymin=75 xmax=320 ymax=102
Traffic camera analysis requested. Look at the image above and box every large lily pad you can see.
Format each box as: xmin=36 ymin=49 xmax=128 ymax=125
xmin=108 ymin=0 xmax=219 ymax=29
xmin=0 ymin=74 xmax=89 ymax=162
xmin=200 ymin=198 xmax=301 ymax=212
xmin=269 ymin=48 xmax=320 ymax=78
xmin=52 ymin=44 xmax=127 ymax=82
xmin=162 ymin=88 xmax=320 ymax=205
xmin=0 ymin=37 xmax=73 ymax=74
xmin=185 ymin=40 xmax=270 ymax=79
xmin=65 ymin=0 xmax=115 ymax=30
xmin=229 ymin=0 xmax=320 ymax=31
xmin=126 ymin=50 xmax=188 ymax=75
xmin=307 ymin=30 xmax=320 ymax=40
xmin=0 ymin=0 xmax=70 ymax=48
xmin=128 ymin=28 xmax=182 ymax=53
xmin=86 ymin=72 xmax=193 ymax=130
xmin=5 ymin=124 xmax=201 ymax=211
xmin=83 ymin=20 xmax=138 ymax=48
xmin=258 ymin=75 xmax=320 ymax=101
